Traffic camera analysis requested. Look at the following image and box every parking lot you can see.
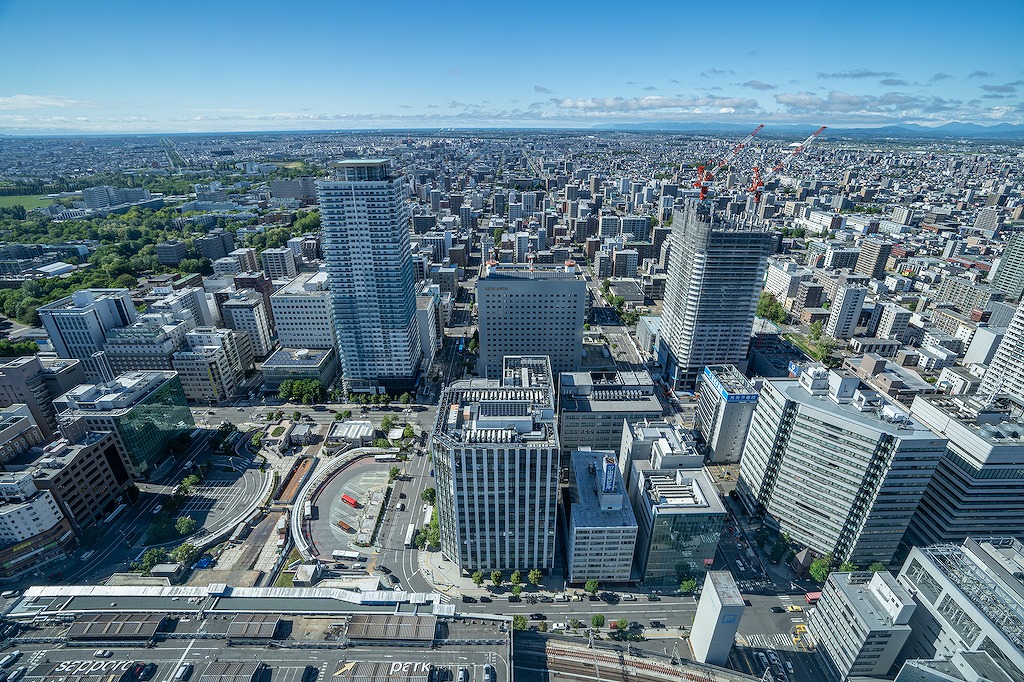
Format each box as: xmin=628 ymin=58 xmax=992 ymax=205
xmin=307 ymin=456 xmax=391 ymax=560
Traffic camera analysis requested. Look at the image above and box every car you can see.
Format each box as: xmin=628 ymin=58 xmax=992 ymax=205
xmin=771 ymin=606 xmax=786 ymax=613
xmin=649 ymin=620 xmax=664 ymax=628
xmin=462 ymin=595 xmax=477 ymax=604
xmin=646 ymin=594 xmax=661 ymax=601
xmin=785 ymin=662 xmax=795 ymax=674
xmin=786 ymin=605 xmax=803 ymax=612
xmin=483 ymin=664 xmax=496 ymax=682
xmin=151 ymin=504 xmax=162 ymax=514
xmin=388 ymin=575 xmax=401 ymax=585
xmin=622 ymin=593 xmax=636 ymax=601
xmin=93 ymin=650 xmax=112 ymax=658
xmin=539 ymin=596 xmax=553 ymax=603
xmin=767 ymin=652 xmax=781 ymax=666
xmin=130 ymin=664 xmax=145 ymax=679
xmin=399 ymin=493 xmax=407 ymax=499
xmin=377 ymin=566 xmax=392 ymax=575
xmin=756 ymin=653 xmax=769 ymax=669
xmin=588 ymin=594 xmax=601 ymax=602
xmin=480 ymin=596 xmax=492 ymax=603
xmin=529 ymin=613 xmax=546 ymax=620
xmin=458 ymin=667 xmax=469 ymax=682
xmin=600 ymin=592 xmax=620 ymax=604
xmin=507 ymin=595 xmax=521 ymax=602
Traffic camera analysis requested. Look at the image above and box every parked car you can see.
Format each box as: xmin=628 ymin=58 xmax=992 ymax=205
xmin=529 ymin=613 xmax=546 ymax=620
xmin=771 ymin=606 xmax=786 ymax=613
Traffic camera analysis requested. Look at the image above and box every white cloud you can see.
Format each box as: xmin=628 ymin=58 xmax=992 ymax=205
xmin=0 ymin=94 xmax=82 ymax=110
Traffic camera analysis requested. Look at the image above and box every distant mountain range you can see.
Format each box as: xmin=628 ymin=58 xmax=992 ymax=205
xmin=592 ymin=121 xmax=1024 ymax=139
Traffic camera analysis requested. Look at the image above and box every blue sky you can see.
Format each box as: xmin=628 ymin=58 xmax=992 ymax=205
xmin=0 ymin=0 xmax=1021 ymax=133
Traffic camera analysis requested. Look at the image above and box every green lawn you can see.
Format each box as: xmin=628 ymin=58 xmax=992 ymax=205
xmin=0 ymin=194 xmax=52 ymax=209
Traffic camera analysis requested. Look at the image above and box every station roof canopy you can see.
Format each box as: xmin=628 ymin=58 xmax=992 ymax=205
xmin=66 ymin=612 xmax=164 ymax=640
xmin=346 ymin=614 xmax=437 ymax=641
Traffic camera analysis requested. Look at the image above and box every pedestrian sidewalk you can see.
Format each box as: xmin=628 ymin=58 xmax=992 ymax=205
xmin=417 ymin=547 xmax=576 ymax=600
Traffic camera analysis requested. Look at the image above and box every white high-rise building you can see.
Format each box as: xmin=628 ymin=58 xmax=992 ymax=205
xmin=566 ymin=449 xmax=638 ymax=583
xmin=220 ymin=290 xmax=274 ymax=358
xmin=896 ymin=538 xmax=1024 ymax=682
xmin=476 ymin=262 xmax=585 ymax=379
xmin=695 ymin=365 xmax=758 ymax=464
xmin=270 ymin=271 xmax=334 ymax=349
xmin=689 ymin=572 xmax=745 ymax=666
xmin=876 ymin=302 xmax=913 ymax=342
xmin=978 ymin=303 xmax=1024 ymax=408
xmin=825 ymin=284 xmax=867 ymax=340
xmin=318 ymin=159 xmax=421 ymax=392
xmin=431 ymin=356 xmax=559 ymax=573
xmin=905 ymin=395 xmax=1024 ymax=545
xmin=737 ymin=366 xmax=947 ymax=566
xmin=809 ymin=571 xmax=915 ymax=680
xmin=659 ymin=201 xmax=772 ymax=389
xmin=38 ymin=288 xmax=138 ymax=380
xmin=260 ymin=247 xmax=297 ymax=280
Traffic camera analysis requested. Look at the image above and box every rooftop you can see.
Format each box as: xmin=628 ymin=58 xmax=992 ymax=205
xmin=262 ymin=347 xmax=334 ymax=367
xmin=641 ymin=467 xmax=725 ymax=515
xmin=433 ymin=356 xmax=556 ymax=447
xmin=570 ymin=449 xmax=637 ymax=530
xmin=706 ymin=571 xmax=745 ymax=606
xmin=702 ymin=364 xmax=758 ymax=398
xmin=828 ymin=571 xmax=915 ymax=630
xmin=54 ymin=370 xmax=178 ymax=414
xmin=911 ymin=395 xmax=1024 ymax=448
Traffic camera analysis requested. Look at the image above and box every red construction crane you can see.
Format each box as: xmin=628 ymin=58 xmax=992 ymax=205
xmin=693 ymin=124 xmax=765 ymax=200
xmin=749 ymin=125 xmax=826 ymax=203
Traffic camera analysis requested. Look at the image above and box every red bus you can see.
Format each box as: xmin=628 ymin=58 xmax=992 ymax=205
xmin=341 ymin=494 xmax=359 ymax=508
xmin=337 ymin=520 xmax=354 ymax=533
xmin=805 ymin=591 xmax=821 ymax=605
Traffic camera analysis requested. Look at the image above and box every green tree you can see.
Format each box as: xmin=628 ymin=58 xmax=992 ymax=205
xmin=528 ymin=568 xmax=543 ymax=586
xmin=175 ymin=515 xmax=197 ymax=535
xmin=569 ymin=618 xmax=582 ymax=630
xmin=291 ymin=410 xmax=301 ymax=421
xmin=838 ymin=561 xmax=858 ymax=572
xmin=421 ymin=488 xmax=436 ymax=505
xmin=757 ymin=292 xmax=788 ymax=324
xmin=601 ymin=278 xmax=611 ymax=293
xmin=809 ymin=320 xmax=823 ymax=341
xmin=388 ymin=466 xmax=400 ymax=482
xmin=814 ymin=336 xmax=838 ymax=364
xmin=511 ymin=584 xmax=523 ymax=597
xmin=402 ymin=425 xmax=415 ymax=440
xmin=168 ymin=543 xmax=199 ymax=566
xmin=138 ymin=547 xmax=168 ymax=573
xmin=250 ymin=432 xmax=262 ymax=448
xmin=490 ymin=570 xmax=503 ymax=588
xmin=585 ymin=579 xmax=599 ymax=595
xmin=510 ymin=570 xmax=522 ymax=586
xmin=616 ymin=618 xmax=629 ymax=631
xmin=679 ymin=578 xmax=698 ymax=594
xmin=399 ymin=392 xmax=411 ymax=404
xmin=471 ymin=571 xmax=484 ymax=587
xmin=809 ymin=554 xmax=834 ymax=583
xmin=868 ymin=561 xmax=887 ymax=572
xmin=591 ymin=614 xmax=605 ymax=629
xmin=512 ymin=615 xmax=526 ymax=631
xmin=341 ymin=409 xmax=352 ymax=418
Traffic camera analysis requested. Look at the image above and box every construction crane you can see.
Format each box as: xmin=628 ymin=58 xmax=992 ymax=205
xmin=749 ymin=125 xmax=826 ymax=203
xmin=693 ymin=124 xmax=765 ymax=200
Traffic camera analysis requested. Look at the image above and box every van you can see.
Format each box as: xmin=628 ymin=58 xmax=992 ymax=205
xmin=175 ymin=663 xmax=193 ymax=680
xmin=554 ymin=594 xmax=568 ymax=602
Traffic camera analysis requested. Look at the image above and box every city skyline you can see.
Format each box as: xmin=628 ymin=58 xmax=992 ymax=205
xmin=1 ymin=0 xmax=1022 ymax=134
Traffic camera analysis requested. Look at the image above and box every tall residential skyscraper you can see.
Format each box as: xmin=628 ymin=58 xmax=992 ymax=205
xmin=431 ymin=356 xmax=559 ymax=573
xmin=658 ymin=201 xmax=772 ymax=389
xmin=825 ymin=284 xmax=867 ymax=340
xmin=991 ymin=231 xmax=1024 ymax=301
xmin=318 ymin=159 xmax=421 ymax=392
xmin=854 ymin=238 xmax=892 ymax=280
xmin=978 ymin=302 xmax=1024 ymax=407
xmin=737 ymin=366 xmax=947 ymax=566
xmin=477 ymin=261 xmax=586 ymax=379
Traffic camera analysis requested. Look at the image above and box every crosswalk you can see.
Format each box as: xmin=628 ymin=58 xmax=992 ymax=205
xmin=745 ymin=632 xmax=793 ymax=649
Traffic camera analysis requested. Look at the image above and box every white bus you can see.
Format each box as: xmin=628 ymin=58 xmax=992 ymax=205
xmin=331 ymin=550 xmax=360 ymax=561
xmin=104 ymin=503 xmax=127 ymax=525
xmin=404 ymin=524 xmax=417 ymax=549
